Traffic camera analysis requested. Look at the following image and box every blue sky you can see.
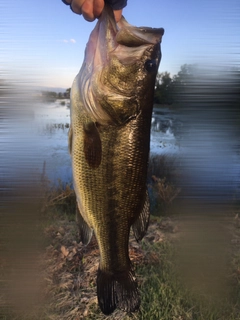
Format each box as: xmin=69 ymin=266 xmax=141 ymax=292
xmin=1 ymin=0 xmax=239 ymax=88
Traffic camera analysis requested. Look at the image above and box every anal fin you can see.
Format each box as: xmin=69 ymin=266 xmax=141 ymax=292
xmin=76 ymin=204 xmax=93 ymax=245
xmin=132 ymin=190 xmax=150 ymax=242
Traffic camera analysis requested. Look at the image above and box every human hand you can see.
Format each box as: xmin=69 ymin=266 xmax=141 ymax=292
xmin=62 ymin=0 xmax=123 ymax=22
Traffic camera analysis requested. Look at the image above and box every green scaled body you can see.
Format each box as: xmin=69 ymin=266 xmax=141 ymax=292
xmin=69 ymin=5 xmax=164 ymax=315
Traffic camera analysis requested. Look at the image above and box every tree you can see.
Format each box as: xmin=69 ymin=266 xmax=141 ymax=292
xmin=58 ymin=92 xmax=63 ymax=99
xmin=154 ymin=72 xmax=173 ymax=105
xmin=173 ymin=64 xmax=196 ymax=85
xmin=41 ymin=91 xmax=57 ymax=102
xmin=166 ymin=64 xmax=198 ymax=108
xmin=64 ymin=88 xmax=71 ymax=99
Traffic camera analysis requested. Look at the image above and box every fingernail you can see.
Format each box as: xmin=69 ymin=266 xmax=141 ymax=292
xmin=62 ymin=0 xmax=71 ymax=6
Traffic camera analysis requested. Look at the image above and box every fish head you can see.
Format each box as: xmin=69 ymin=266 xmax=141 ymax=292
xmin=78 ymin=5 xmax=164 ymax=125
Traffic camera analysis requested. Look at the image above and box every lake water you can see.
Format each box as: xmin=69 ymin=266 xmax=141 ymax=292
xmin=32 ymin=101 xmax=180 ymax=184
xmin=2 ymin=99 xmax=239 ymax=202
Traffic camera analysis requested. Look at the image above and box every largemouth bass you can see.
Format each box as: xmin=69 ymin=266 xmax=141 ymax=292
xmin=69 ymin=5 xmax=164 ymax=315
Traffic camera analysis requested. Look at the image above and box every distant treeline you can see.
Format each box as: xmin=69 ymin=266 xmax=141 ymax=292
xmin=39 ymin=64 xmax=240 ymax=114
xmin=41 ymin=88 xmax=71 ymax=102
xmin=155 ymin=64 xmax=240 ymax=130
xmin=1 ymin=64 xmax=239 ymax=125
xmin=154 ymin=64 xmax=240 ymax=109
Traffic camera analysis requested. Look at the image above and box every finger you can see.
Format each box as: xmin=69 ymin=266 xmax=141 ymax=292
xmin=70 ymin=0 xmax=84 ymax=14
xmin=114 ymin=9 xmax=122 ymax=23
xmin=92 ymin=0 xmax=104 ymax=18
xmin=62 ymin=0 xmax=72 ymax=5
xmin=81 ymin=0 xmax=95 ymax=21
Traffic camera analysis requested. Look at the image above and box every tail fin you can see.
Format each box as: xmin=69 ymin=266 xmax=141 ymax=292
xmin=97 ymin=268 xmax=140 ymax=315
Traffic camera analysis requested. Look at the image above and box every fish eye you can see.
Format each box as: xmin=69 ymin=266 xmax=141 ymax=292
xmin=144 ymin=59 xmax=158 ymax=72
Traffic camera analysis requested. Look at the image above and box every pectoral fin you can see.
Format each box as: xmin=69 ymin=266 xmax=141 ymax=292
xmin=83 ymin=122 xmax=102 ymax=168
xmin=76 ymin=204 xmax=93 ymax=245
xmin=68 ymin=125 xmax=73 ymax=155
xmin=132 ymin=190 xmax=150 ymax=242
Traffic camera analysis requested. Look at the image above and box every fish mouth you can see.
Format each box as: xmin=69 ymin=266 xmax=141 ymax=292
xmin=79 ymin=4 xmax=164 ymax=125
xmin=85 ymin=4 xmax=164 ymax=70
xmin=84 ymin=5 xmax=118 ymax=69
xmin=117 ymin=17 xmax=164 ymax=47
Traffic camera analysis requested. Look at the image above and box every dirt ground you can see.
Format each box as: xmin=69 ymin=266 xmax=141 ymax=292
xmin=1 ymin=199 xmax=240 ymax=320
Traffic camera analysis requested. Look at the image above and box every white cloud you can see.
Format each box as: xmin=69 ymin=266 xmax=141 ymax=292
xmin=57 ymin=39 xmax=76 ymax=44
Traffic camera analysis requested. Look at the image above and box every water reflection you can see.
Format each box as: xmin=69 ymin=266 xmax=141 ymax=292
xmin=152 ymin=108 xmax=176 ymax=134
xmin=179 ymin=112 xmax=240 ymax=202
xmin=33 ymin=100 xmax=239 ymax=203
xmin=39 ymin=122 xmax=70 ymax=134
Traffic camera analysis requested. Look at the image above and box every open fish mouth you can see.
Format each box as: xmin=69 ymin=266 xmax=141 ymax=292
xmin=78 ymin=5 xmax=164 ymax=126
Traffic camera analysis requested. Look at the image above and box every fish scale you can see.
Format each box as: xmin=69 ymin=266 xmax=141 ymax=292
xmin=69 ymin=4 xmax=164 ymax=315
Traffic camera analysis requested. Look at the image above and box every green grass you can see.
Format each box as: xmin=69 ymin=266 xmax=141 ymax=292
xmin=137 ymin=240 xmax=240 ymax=320
xmin=83 ymin=236 xmax=240 ymax=320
